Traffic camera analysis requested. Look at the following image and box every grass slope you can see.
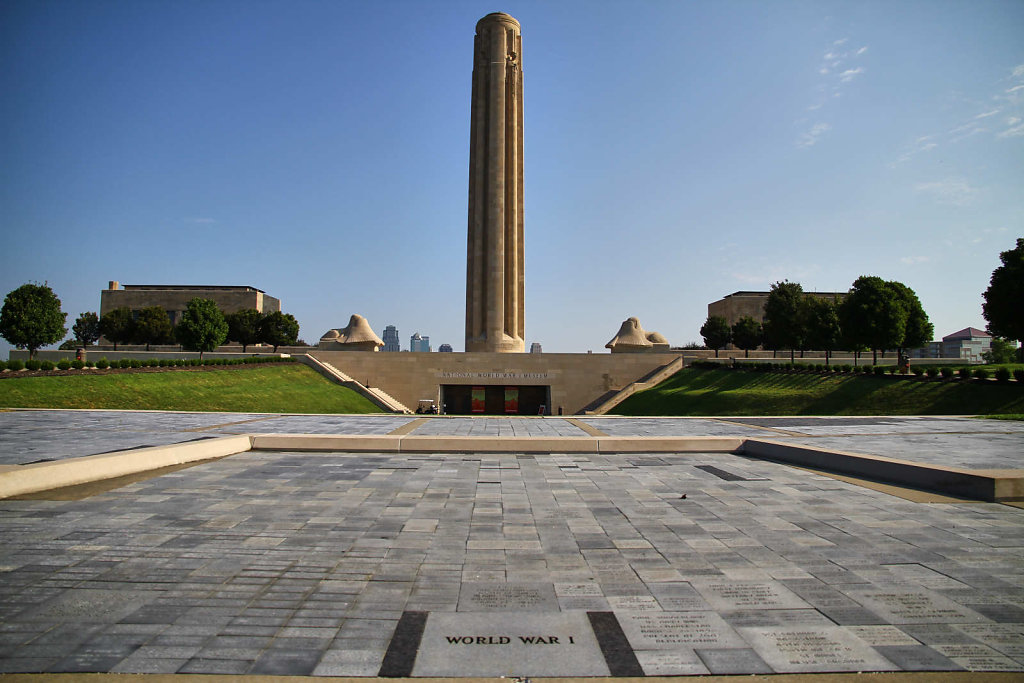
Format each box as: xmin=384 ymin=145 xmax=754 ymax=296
xmin=612 ymin=368 xmax=1024 ymax=416
xmin=0 ymin=364 xmax=380 ymax=414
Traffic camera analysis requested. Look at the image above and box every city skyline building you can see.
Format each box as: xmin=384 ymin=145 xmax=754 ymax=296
xmin=410 ymin=333 xmax=431 ymax=353
xmin=382 ymin=325 xmax=400 ymax=352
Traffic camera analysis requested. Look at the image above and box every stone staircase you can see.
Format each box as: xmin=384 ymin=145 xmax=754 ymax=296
xmin=582 ymin=355 xmax=685 ymax=415
xmin=295 ymin=355 xmax=412 ymax=414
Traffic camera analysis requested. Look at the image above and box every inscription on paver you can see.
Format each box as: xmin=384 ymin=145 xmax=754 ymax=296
xmin=649 ymin=582 xmax=711 ymax=611
xmin=847 ymin=590 xmax=987 ymax=624
xmin=554 ymin=583 xmax=603 ymax=597
xmin=951 ymin=624 xmax=1024 ymax=657
xmin=458 ymin=583 xmax=557 ymax=612
xmin=619 ymin=612 xmax=746 ymax=649
xmin=635 ymin=649 xmax=709 ymax=676
xmin=740 ymin=626 xmax=894 ymax=672
xmin=725 ymin=609 xmax=833 ymax=627
xmin=607 ymin=595 xmax=660 ymax=612
xmin=847 ymin=625 xmax=920 ymax=646
xmin=412 ymin=612 xmax=609 ymax=677
xmin=693 ymin=581 xmax=809 ymax=611
xmin=933 ymin=644 xmax=1021 ymax=671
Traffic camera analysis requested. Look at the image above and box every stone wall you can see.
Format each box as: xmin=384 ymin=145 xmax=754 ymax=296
xmin=310 ymin=351 xmax=682 ymax=415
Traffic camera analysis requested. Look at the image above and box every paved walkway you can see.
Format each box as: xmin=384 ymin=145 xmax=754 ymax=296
xmin=0 ymin=411 xmax=1022 ymax=676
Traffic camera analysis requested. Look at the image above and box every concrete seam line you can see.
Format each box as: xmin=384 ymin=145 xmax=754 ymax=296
xmin=0 ymin=435 xmax=253 ymax=499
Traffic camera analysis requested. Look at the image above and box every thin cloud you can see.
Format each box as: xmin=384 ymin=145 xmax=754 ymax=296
xmin=998 ymin=116 xmax=1024 ymax=138
xmin=839 ymin=67 xmax=865 ymax=82
xmin=914 ymin=178 xmax=980 ymax=207
xmin=895 ymin=63 xmax=1024 ymax=163
xmin=799 ymin=38 xmax=869 ymax=140
xmin=900 ymin=255 xmax=929 ymax=265
xmin=797 ymin=122 xmax=831 ymax=148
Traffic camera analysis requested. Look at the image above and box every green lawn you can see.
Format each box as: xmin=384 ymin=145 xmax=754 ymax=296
xmin=0 ymin=364 xmax=380 ymax=413
xmin=612 ymin=368 xmax=1024 ymax=416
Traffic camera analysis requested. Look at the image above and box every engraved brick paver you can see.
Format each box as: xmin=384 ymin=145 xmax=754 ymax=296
xmin=2 ymin=436 xmax=1022 ymax=675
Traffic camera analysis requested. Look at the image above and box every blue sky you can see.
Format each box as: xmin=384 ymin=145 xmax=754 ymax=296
xmin=2 ymin=0 xmax=1022 ymax=355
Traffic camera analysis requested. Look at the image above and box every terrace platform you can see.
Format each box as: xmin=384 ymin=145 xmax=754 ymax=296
xmin=0 ymin=411 xmax=1022 ymax=677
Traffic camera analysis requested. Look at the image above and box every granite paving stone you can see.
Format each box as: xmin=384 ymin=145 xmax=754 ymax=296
xmin=0 ymin=412 xmax=1023 ymax=675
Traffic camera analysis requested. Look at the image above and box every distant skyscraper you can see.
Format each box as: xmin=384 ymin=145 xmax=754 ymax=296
xmin=382 ymin=325 xmax=400 ymax=352
xmin=438 ymin=343 xmax=453 ymax=352
xmin=410 ymin=333 xmax=431 ymax=352
xmin=530 ymin=342 xmax=542 ymax=353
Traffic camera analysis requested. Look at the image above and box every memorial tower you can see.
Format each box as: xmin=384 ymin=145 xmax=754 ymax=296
xmin=465 ymin=12 xmax=524 ymax=353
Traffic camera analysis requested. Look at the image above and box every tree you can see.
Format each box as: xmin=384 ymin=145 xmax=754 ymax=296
xmin=72 ymin=312 xmax=100 ymax=346
xmin=0 ymin=283 xmax=67 ymax=359
xmin=731 ymin=316 xmax=762 ymax=358
xmin=226 ymin=309 xmax=263 ymax=352
xmin=839 ymin=276 xmax=906 ymax=365
xmin=762 ymin=280 xmax=806 ymax=363
xmin=99 ymin=307 xmax=135 ymax=350
xmin=982 ymin=337 xmax=1019 ymax=364
xmin=175 ymin=298 xmax=227 ymax=360
xmin=803 ymin=297 xmax=841 ymax=366
xmin=888 ymin=280 xmax=933 ymax=358
xmin=133 ymin=306 xmax=174 ymax=351
xmin=259 ymin=311 xmax=300 ymax=352
xmin=699 ymin=316 xmax=731 ymax=357
xmin=983 ymin=237 xmax=1024 ymax=347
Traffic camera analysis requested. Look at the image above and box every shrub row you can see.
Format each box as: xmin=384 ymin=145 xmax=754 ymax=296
xmin=691 ymin=360 xmax=1022 ymax=382
xmin=0 ymin=355 xmax=295 ymax=373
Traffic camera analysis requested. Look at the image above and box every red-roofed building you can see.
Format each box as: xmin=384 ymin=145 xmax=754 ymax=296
xmin=941 ymin=327 xmax=992 ymax=362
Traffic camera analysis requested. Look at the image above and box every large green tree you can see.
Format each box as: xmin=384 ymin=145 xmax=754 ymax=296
xmin=99 ymin=307 xmax=135 ymax=350
xmin=982 ymin=337 xmax=1019 ymax=364
xmin=175 ymin=298 xmax=228 ymax=360
xmin=699 ymin=315 xmax=731 ymax=357
xmin=0 ymin=283 xmax=67 ymax=359
xmin=259 ymin=311 xmax=300 ymax=352
xmin=226 ymin=309 xmax=263 ymax=352
xmin=133 ymin=306 xmax=174 ymax=351
xmin=888 ymin=281 xmax=933 ymax=358
xmin=762 ymin=280 xmax=806 ymax=363
xmin=982 ymin=237 xmax=1024 ymax=348
xmin=803 ymin=297 xmax=842 ymax=366
xmin=839 ymin=276 xmax=907 ymax=365
xmin=731 ymin=316 xmax=762 ymax=358
xmin=72 ymin=311 xmax=100 ymax=346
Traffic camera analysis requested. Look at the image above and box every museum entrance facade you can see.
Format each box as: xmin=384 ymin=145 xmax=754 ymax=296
xmin=441 ymin=384 xmax=551 ymax=415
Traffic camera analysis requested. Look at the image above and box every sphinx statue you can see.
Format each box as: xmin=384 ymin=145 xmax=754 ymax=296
xmin=605 ymin=317 xmax=669 ymax=353
xmin=318 ymin=314 xmax=385 ymax=351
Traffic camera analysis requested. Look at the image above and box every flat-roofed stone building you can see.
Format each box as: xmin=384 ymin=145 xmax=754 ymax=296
xmin=100 ymin=281 xmax=280 ymax=326
xmin=708 ymin=290 xmax=845 ymax=328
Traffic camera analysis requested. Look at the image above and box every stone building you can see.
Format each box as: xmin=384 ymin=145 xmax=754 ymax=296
xmin=707 ymin=290 xmax=845 ymax=328
xmin=100 ymin=282 xmax=280 ymax=325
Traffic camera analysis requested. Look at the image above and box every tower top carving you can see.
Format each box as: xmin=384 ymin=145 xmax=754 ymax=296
xmin=476 ymin=12 xmax=520 ymax=31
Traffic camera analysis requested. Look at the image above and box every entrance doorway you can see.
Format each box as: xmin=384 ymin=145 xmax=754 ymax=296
xmin=441 ymin=385 xmax=550 ymax=415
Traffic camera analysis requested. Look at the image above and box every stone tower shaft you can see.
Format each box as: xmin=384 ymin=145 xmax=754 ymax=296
xmin=465 ymin=12 xmax=525 ymax=353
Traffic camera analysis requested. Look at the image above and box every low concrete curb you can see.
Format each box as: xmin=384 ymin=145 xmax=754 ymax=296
xmin=0 ymin=435 xmax=253 ymax=499
xmin=2 ymin=433 xmax=1021 ymax=503
xmin=741 ymin=438 xmax=1024 ymax=502
xmin=248 ymin=434 xmax=744 ymax=454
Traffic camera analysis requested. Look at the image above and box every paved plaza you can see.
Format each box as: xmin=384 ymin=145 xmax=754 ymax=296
xmin=0 ymin=410 xmax=1023 ymax=676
